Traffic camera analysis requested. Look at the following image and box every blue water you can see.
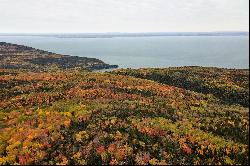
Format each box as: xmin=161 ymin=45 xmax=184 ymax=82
xmin=0 ymin=35 xmax=249 ymax=69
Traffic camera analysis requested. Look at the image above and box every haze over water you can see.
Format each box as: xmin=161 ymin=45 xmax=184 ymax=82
xmin=0 ymin=35 xmax=249 ymax=69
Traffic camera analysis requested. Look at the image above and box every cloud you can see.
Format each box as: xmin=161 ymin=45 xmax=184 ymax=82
xmin=0 ymin=0 xmax=248 ymax=32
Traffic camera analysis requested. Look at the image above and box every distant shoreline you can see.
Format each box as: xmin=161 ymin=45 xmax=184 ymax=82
xmin=0 ymin=32 xmax=249 ymax=38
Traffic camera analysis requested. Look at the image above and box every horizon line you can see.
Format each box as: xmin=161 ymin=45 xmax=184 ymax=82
xmin=0 ymin=31 xmax=249 ymax=34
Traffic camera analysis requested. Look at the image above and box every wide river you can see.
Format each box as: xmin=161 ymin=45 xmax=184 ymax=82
xmin=0 ymin=35 xmax=249 ymax=69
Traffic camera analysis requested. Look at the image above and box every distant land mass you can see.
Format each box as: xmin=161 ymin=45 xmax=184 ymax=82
xmin=0 ymin=31 xmax=249 ymax=38
xmin=0 ymin=42 xmax=118 ymax=71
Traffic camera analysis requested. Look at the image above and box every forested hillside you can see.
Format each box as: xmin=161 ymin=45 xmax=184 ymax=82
xmin=0 ymin=42 xmax=118 ymax=71
xmin=0 ymin=67 xmax=249 ymax=165
xmin=112 ymin=67 xmax=249 ymax=107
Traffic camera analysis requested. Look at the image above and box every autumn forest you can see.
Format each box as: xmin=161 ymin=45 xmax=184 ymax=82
xmin=0 ymin=43 xmax=249 ymax=165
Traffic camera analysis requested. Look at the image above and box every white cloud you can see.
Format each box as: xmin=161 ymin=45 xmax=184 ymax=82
xmin=0 ymin=0 xmax=248 ymax=32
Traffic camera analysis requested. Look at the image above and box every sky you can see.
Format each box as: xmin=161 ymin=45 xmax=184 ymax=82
xmin=0 ymin=0 xmax=249 ymax=33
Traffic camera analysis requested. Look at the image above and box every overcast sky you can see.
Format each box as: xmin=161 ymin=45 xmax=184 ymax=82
xmin=0 ymin=0 xmax=249 ymax=33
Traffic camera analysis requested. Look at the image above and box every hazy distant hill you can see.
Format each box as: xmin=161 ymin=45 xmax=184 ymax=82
xmin=0 ymin=31 xmax=249 ymax=38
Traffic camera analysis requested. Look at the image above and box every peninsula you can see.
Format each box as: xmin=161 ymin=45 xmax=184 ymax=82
xmin=0 ymin=42 xmax=118 ymax=71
